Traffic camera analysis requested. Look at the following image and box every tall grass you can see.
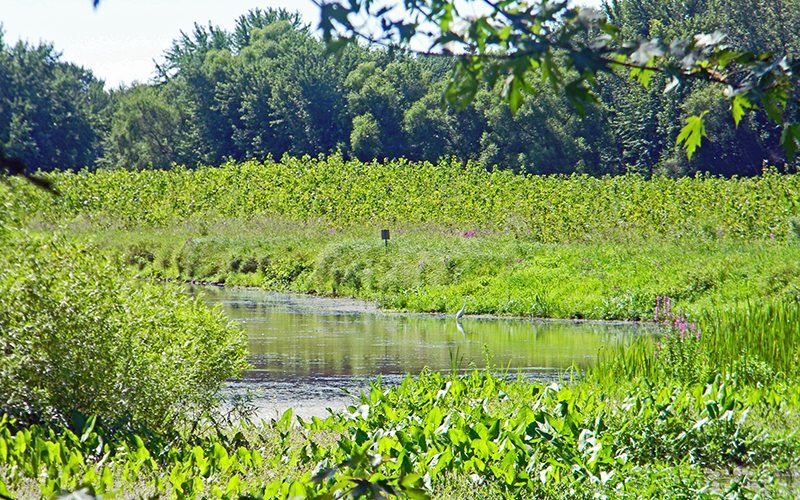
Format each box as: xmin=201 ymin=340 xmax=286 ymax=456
xmin=699 ymin=300 xmax=800 ymax=380
xmin=593 ymin=297 xmax=800 ymax=384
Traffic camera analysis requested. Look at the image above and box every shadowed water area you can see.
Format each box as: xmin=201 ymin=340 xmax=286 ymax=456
xmin=189 ymin=286 xmax=650 ymax=420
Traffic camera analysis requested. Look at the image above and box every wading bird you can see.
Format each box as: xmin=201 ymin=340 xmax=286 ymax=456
xmin=456 ymin=296 xmax=469 ymax=320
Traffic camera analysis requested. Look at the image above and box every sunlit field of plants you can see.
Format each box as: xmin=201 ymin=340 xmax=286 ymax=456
xmin=9 ymin=156 xmax=800 ymax=320
xmin=3 ymin=156 xmax=800 ymax=498
xmin=12 ymin=156 xmax=800 ymax=241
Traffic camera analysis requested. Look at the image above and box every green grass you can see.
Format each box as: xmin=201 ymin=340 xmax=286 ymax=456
xmin=43 ymin=217 xmax=800 ymax=323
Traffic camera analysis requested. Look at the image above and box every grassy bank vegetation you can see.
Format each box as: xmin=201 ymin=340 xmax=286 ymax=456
xmin=9 ymin=156 xmax=800 ymax=321
xmin=3 ymin=157 xmax=800 ymax=498
xmin=0 ymin=231 xmax=249 ymax=431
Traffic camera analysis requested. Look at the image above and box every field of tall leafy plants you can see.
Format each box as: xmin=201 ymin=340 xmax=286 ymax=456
xmin=8 ymin=156 xmax=800 ymax=321
xmin=10 ymin=156 xmax=800 ymax=241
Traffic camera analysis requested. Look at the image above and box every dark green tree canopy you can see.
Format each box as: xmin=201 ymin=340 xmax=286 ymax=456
xmin=316 ymin=0 xmax=800 ymax=162
xmin=4 ymin=2 xmax=800 ymax=179
xmin=0 ymin=30 xmax=109 ymax=175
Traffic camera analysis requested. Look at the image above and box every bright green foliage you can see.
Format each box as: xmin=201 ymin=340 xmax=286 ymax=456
xmin=350 ymin=113 xmax=382 ymax=161
xmin=2 ymin=369 xmax=799 ymax=499
xmin=7 ymin=158 xmax=800 ymax=322
xmin=595 ymin=294 xmax=800 ymax=387
xmin=13 ymin=157 xmax=800 ymax=241
xmin=0 ymin=232 xmax=248 ymax=429
xmin=699 ymin=300 xmax=800 ymax=381
xmin=100 ymin=84 xmax=190 ymax=170
xmin=676 ymin=111 xmax=709 ymax=160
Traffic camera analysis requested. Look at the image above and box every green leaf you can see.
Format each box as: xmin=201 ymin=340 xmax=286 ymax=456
xmin=225 ymin=474 xmax=241 ymax=497
xmin=403 ymin=488 xmax=431 ymax=500
xmin=630 ymin=66 xmax=654 ymax=89
xmin=676 ymin=111 xmax=709 ymax=160
xmin=781 ymin=124 xmax=800 ymax=162
xmin=730 ymin=94 xmax=754 ymax=127
xmin=691 ymin=417 xmax=709 ymax=431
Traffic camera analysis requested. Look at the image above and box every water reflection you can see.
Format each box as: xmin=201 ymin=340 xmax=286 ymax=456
xmin=189 ymin=286 xmax=648 ymax=381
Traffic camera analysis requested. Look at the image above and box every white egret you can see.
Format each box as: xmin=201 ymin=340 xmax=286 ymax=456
xmin=455 ymin=296 xmax=469 ymax=320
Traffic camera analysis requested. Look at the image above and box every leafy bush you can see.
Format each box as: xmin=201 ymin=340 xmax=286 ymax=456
xmin=0 ymin=233 xmax=248 ymax=429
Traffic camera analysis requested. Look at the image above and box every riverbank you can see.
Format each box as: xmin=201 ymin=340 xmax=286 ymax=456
xmin=46 ymin=217 xmax=800 ymax=322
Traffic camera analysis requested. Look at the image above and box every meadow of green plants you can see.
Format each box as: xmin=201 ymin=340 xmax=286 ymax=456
xmin=12 ymin=156 xmax=800 ymax=240
xmin=3 ymin=156 xmax=800 ymax=498
xmin=2 ymin=366 xmax=799 ymax=499
xmin=10 ymin=156 xmax=800 ymax=319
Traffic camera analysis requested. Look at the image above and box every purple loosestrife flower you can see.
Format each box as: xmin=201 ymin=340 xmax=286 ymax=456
xmin=655 ymin=296 xmax=661 ymax=322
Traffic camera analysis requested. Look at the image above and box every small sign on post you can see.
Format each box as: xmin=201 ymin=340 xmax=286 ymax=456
xmin=381 ymin=229 xmax=390 ymax=251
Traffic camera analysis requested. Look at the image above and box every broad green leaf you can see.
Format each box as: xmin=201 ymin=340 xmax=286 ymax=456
xmin=676 ymin=111 xmax=709 ymax=160
xmin=278 ymin=408 xmax=293 ymax=429
xmin=0 ymin=479 xmax=13 ymax=499
xmin=730 ymin=94 xmax=754 ymax=127
xmin=225 ymin=474 xmax=241 ymax=498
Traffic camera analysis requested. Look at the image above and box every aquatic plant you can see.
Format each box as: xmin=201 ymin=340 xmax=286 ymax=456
xmin=653 ymin=296 xmax=708 ymax=384
xmin=698 ymin=299 xmax=800 ymax=381
xmin=2 ymin=369 xmax=798 ymax=499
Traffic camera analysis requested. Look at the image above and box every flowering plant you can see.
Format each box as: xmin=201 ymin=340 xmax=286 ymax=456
xmin=654 ymin=297 xmax=708 ymax=383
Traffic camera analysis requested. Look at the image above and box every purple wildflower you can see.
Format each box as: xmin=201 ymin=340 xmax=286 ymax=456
xmin=655 ymin=296 xmax=661 ymax=322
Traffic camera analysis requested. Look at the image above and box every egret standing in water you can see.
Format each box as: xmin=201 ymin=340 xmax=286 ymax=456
xmin=456 ymin=296 xmax=470 ymax=320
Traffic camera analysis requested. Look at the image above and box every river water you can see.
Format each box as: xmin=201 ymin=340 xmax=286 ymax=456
xmin=189 ymin=286 xmax=649 ymax=420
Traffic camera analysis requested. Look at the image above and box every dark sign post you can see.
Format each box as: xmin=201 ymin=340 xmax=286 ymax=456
xmin=381 ymin=229 xmax=390 ymax=251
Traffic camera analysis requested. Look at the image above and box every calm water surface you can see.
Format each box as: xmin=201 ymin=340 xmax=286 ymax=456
xmin=189 ymin=286 xmax=648 ymax=418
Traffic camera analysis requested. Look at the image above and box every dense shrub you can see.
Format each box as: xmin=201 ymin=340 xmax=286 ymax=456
xmin=0 ymin=232 xmax=248 ymax=430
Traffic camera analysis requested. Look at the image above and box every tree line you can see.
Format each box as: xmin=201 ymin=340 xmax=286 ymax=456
xmin=1 ymin=0 xmax=798 ymax=178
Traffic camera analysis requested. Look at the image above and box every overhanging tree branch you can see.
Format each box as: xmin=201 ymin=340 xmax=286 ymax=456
xmin=316 ymin=0 xmax=799 ymax=161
